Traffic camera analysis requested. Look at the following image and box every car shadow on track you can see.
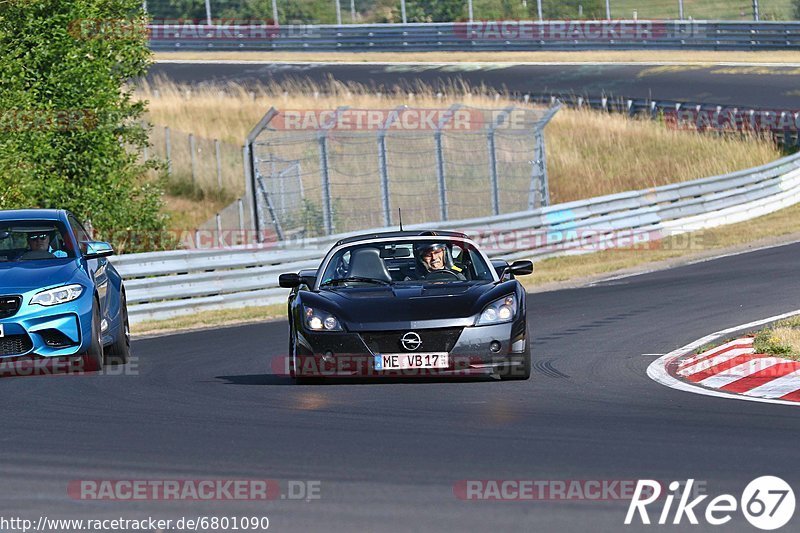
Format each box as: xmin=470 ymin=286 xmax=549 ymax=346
xmin=215 ymin=374 xmax=498 ymax=386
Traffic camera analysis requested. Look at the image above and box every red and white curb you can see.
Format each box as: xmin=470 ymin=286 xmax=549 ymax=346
xmin=647 ymin=310 xmax=800 ymax=407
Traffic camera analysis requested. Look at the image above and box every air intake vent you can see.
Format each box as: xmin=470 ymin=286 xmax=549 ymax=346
xmin=0 ymin=334 xmax=33 ymax=357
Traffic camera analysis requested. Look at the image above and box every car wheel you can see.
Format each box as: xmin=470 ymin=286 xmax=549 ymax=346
xmin=80 ymin=301 xmax=104 ymax=372
xmin=288 ymin=324 xmax=296 ymax=379
xmin=105 ymin=290 xmax=130 ymax=365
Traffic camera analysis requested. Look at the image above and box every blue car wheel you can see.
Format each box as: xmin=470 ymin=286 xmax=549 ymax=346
xmin=80 ymin=300 xmax=104 ymax=372
xmin=105 ymin=290 xmax=130 ymax=365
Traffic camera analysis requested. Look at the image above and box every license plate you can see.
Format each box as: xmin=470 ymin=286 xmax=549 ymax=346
xmin=374 ymin=352 xmax=449 ymax=371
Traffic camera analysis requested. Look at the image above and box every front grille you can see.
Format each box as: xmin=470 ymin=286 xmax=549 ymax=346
xmin=0 ymin=296 xmax=21 ymax=319
xmin=0 ymin=334 xmax=33 ymax=357
xmin=360 ymin=328 xmax=463 ymax=354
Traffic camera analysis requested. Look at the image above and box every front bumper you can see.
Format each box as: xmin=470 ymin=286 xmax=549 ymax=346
xmin=0 ymin=289 xmax=93 ymax=360
xmin=289 ymin=321 xmax=528 ymax=378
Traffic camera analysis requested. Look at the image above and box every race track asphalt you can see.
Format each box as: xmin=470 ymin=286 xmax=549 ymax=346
xmin=3 ymin=241 xmax=800 ymax=532
xmin=147 ymin=62 xmax=800 ymax=109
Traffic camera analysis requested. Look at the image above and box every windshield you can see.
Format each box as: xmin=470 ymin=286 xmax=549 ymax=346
xmin=319 ymin=238 xmax=495 ymax=287
xmin=0 ymin=220 xmax=75 ymax=262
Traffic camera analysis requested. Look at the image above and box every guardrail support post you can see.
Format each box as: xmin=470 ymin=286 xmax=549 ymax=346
xmin=318 ymin=133 xmax=334 ymax=235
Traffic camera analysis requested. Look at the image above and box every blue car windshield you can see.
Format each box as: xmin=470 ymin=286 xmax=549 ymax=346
xmin=0 ymin=221 xmax=75 ymax=262
xmin=320 ymin=239 xmax=495 ymax=287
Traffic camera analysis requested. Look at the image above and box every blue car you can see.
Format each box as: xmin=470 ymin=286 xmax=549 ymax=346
xmin=0 ymin=209 xmax=129 ymax=372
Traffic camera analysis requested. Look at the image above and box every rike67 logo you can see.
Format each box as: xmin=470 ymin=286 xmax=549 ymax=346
xmin=625 ymin=477 xmax=795 ymax=530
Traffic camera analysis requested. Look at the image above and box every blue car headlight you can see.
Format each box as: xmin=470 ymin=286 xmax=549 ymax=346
xmin=30 ymin=284 xmax=84 ymax=307
xmin=303 ymin=305 xmax=343 ymax=332
xmin=476 ymin=294 xmax=517 ymax=326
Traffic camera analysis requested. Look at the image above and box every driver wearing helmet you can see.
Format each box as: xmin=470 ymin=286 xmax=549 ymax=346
xmin=414 ymin=242 xmax=466 ymax=280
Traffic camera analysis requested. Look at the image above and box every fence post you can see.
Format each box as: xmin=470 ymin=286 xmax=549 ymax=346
xmin=401 ymin=0 xmax=407 ymax=24
xmin=204 ymin=0 xmax=213 ymax=25
xmin=540 ymin=133 xmax=550 ymax=206
xmin=238 ymin=198 xmax=245 ymax=233
xmin=378 ymin=132 xmax=391 ymax=227
xmin=487 ymin=106 xmax=514 ymax=217
xmin=215 ymin=139 xmax=223 ymax=190
xmin=164 ymin=126 xmax=172 ymax=176
xmin=189 ymin=133 xmax=197 ymax=186
xmin=433 ymin=104 xmax=462 ymax=222
xmin=216 ymin=213 xmax=222 ymax=247
xmin=318 ymin=133 xmax=333 ymax=235
xmin=434 ymin=130 xmax=448 ymax=222
xmin=487 ymin=129 xmax=499 ymax=216
xmin=376 ymin=106 xmax=405 ymax=227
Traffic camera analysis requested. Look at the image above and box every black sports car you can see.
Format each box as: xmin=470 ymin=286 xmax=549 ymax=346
xmin=279 ymin=231 xmax=533 ymax=382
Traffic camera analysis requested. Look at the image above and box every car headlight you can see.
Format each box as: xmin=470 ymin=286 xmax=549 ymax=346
xmin=476 ymin=294 xmax=517 ymax=326
xmin=303 ymin=306 xmax=343 ymax=332
xmin=30 ymin=284 xmax=84 ymax=306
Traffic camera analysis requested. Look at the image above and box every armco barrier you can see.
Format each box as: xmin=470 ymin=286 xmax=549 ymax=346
xmin=147 ymin=21 xmax=800 ymax=51
xmin=116 ymin=152 xmax=800 ymax=324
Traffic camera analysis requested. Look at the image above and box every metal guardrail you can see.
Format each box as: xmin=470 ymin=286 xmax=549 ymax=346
xmin=524 ymin=94 xmax=800 ymax=146
xmin=116 ymin=151 xmax=800 ymax=324
xmin=148 ymin=21 xmax=800 ymax=51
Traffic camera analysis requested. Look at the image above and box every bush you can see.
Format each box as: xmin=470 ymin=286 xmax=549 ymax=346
xmin=0 ymin=0 xmax=167 ymax=253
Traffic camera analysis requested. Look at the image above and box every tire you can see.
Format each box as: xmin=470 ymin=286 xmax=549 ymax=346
xmin=105 ymin=290 xmax=130 ymax=365
xmin=80 ymin=301 xmax=104 ymax=372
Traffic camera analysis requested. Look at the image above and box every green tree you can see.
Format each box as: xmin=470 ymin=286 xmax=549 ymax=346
xmin=0 ymin=0 xmax=167 ymax=252
xmin=793 ymin=0 xmax=800 ymax=19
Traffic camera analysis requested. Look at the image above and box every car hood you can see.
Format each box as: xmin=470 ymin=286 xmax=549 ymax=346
xmin=302 ymin=281 xmax=517 ymax=330
xmin=0 ymin=260 xmax=81 ymax=292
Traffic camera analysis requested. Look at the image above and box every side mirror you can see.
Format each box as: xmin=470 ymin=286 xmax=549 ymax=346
xmin=279 ymin=273 xmax=302 ymax=288
xmin=83 ymin=241 xmax=114 ymax=259
xmin=509 ymin=260 xmax=533 ymax=276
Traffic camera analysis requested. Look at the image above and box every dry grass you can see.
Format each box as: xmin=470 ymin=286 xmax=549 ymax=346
xmin=138 ymin=79 xmax=780 ymax=208
xmin=132 ymin=303 xmax=285 ymax=336
xmin=753 ymin=316 xmax=800 ymax=362
xmin=162 ymin=194 xmax=230 ymax=232
xmin=152 ymin=50 xmax=800 ymax=64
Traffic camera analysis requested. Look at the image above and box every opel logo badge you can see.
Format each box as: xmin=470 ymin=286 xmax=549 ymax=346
xmin=400 ymin=332 xmax=422 ymax=351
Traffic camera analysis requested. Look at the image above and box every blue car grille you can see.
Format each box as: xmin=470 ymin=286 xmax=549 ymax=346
xmin=0 ymin=296 xmax=21 ymax=319
xmin=0 ymin=334 xmax=33 ymax=357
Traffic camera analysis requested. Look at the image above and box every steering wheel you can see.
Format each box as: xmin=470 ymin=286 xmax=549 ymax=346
xmin=424 ymin=269 xmax=461 ymax=281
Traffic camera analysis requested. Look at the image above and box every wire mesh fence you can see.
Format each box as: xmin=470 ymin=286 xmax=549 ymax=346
xmin=142 ymin=1 xmax=795 ymax=23
xmin=145 ymin=124 xmax=245 ymax=199
xmin=248 ymin=104 xmax=559 ymax=240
